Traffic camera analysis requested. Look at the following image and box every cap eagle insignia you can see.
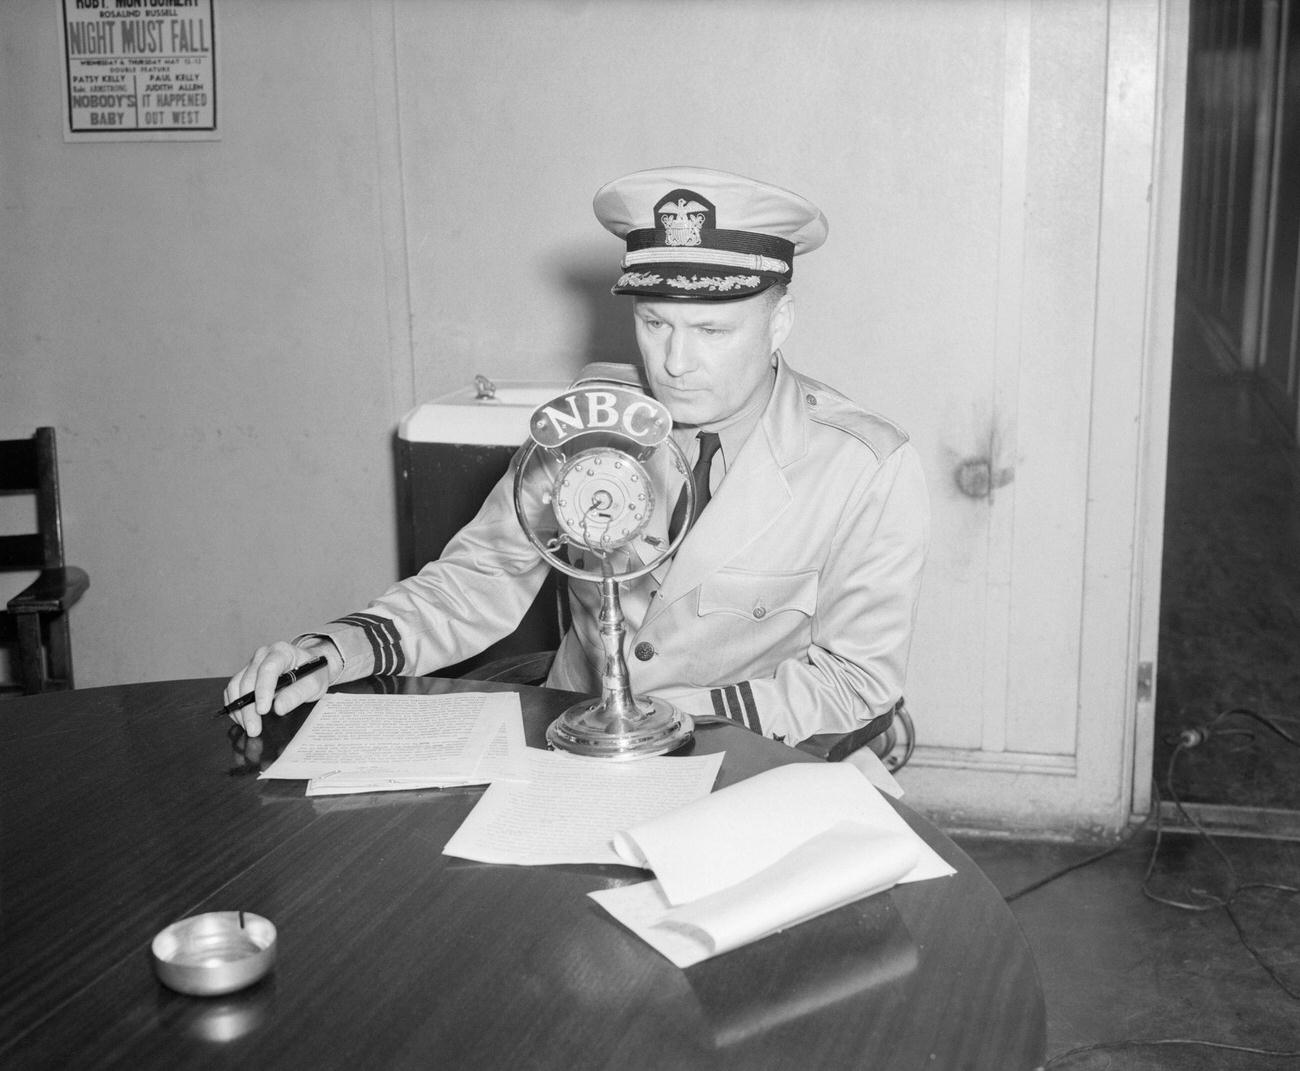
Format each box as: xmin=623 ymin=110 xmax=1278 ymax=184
xmin=657 ymin=194 xmax=710 ymax=247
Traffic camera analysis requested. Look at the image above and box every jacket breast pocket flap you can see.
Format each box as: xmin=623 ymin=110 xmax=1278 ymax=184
xmin=698 ymin=569 xmax=819 ymax=621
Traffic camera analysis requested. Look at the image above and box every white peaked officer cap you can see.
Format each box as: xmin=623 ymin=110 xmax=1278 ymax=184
xmin=593 ymin=165 xmax=829 ymax=300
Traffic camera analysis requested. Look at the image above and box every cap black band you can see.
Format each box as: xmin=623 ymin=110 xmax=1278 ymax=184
xmin=624 ymin=227 xmax=795 ymax=263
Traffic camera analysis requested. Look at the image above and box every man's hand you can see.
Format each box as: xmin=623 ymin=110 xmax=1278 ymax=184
xmin=223 ymin=640 xmax=337 ymax=737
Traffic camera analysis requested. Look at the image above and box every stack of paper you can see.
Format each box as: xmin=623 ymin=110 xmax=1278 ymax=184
xmin=590 ymin=763 xmax=954 ymax=967
xmin=256 ymin=692 xmax=528 ymax=794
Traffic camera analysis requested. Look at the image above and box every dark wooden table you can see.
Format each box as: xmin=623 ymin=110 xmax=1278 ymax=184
xmin=0 ymin=676 xmax=1045 ymax=1069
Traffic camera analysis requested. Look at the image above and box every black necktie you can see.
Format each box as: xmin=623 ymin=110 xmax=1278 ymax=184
xmin=670 ymin=431 xmax=722 ymax=539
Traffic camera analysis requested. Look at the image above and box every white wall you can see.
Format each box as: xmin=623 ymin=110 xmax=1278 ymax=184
xmin=1 ymin=0 xmax=1186 ymax=832
xmin=1 ymin=0 xmax=408 ymax=684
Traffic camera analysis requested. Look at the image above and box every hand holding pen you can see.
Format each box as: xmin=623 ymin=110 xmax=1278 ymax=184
xmin=220 ymin=642 xmax=334 ymax=738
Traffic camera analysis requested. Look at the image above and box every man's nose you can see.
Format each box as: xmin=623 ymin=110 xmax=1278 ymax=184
xmin=662 ymin=330 xmax=695 ymax=376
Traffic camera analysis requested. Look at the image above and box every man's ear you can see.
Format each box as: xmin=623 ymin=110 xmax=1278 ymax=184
xmin=769 ymin=291 xmax=795 ymax=354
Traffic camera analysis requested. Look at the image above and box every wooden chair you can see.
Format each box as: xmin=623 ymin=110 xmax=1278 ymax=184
xmin=0 ymin=428 xmax=90 ymax=694
xmin=466 ymin=649 xmax=915 ymax=771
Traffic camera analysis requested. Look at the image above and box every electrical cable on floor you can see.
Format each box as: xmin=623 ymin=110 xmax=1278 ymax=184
xmin=998 ymin=800 xmax=1154 ymax=909
xmin=1005 ymin=706 xmax=1300 ymax=1067
xmin=1142 ymin=712 xmax=1300 ymax=1000
xmin=1003 ymin=805 xmax=1155 ymax=905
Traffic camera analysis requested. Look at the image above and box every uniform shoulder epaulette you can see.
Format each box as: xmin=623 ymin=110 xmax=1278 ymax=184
xmin=569 ymin=362 xmax=648 ymax=391
xmin=798 ymin=374 xmax=909 ymax=461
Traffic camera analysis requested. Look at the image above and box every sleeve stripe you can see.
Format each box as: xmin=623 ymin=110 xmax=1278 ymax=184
xmin=710 ymin=683 xmax=762 ymax=735
xmin=332 ymin=615 xmax=379 ymax=673
xmin=335 ymin=613 xmax=388 ymax=674
xmin=719 ymin=686 xmax=742 ymax=724
xmin=332 ymin=612 xmax=405 ymax=675
xmin=736 ymin=681 xmax=762 ymax=734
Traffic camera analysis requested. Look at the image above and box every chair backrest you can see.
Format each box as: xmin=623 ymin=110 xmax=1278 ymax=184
xmin=0 ymin=427 xmax=67 ymax=573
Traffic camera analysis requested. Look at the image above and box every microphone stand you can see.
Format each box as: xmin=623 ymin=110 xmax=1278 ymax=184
xmin=545 ymin=560 xmax=693 ymax=759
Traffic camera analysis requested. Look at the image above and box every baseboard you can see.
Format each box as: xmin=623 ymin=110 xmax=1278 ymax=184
xmin=1155 ymin=801 xmax=1300 ymax=842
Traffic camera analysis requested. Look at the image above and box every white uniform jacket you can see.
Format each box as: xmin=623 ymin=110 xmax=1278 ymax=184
xmin=315 ymin=357 xmax=930 ymax=746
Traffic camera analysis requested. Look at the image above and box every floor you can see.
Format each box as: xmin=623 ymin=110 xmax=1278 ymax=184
xmin=946 ymin=296 xmax=1300 ymax=1069
xmin=955 ymin=830 xmax=1300 ymax=1069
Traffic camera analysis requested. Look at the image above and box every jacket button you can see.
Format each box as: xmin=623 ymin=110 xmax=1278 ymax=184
xmin=753 ymin=606 xmax=766 ymax=619
xmin=633 ymin=642 xmax=656 ymax=661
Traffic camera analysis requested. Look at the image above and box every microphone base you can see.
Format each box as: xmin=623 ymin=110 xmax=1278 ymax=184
xmin=547 ymin=695 xmax=694 ymax=760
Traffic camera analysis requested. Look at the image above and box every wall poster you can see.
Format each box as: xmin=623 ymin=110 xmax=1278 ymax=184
xmin=60 ymin=0 xmax=218 ymax=142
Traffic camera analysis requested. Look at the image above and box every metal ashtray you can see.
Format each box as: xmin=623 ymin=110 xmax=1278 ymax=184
xmin=152 ymin=911 xmax=277 ymax=997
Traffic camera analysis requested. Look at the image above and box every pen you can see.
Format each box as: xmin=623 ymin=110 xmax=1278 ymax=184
xmin=213 ymin=655 xmax=330 ymax=719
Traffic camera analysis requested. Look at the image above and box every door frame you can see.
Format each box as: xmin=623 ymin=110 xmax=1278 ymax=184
xmin=1133 ymin=0 xmax=1192 ymax=820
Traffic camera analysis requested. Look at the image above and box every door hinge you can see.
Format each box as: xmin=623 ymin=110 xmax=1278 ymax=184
xmin=1136 ymin=661 xmax=1153 ymax=702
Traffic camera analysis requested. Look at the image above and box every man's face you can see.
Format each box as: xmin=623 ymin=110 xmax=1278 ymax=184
xmin=632 ymin=291 xmax=794 ymax=429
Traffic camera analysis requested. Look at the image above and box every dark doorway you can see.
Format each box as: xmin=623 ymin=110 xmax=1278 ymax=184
xmin=1158 ymin=0 xmax=1300 ymax=831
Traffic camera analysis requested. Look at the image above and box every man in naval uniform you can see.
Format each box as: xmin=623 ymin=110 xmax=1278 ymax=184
xmin=225 ymin=166 xmax=930 ymax=751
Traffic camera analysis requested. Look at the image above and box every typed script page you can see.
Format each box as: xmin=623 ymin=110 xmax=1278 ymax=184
xmin=258 ymin=692 xmax=515 ymax=781
xmin=442 ymin=748 xmax=724 ymax=866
